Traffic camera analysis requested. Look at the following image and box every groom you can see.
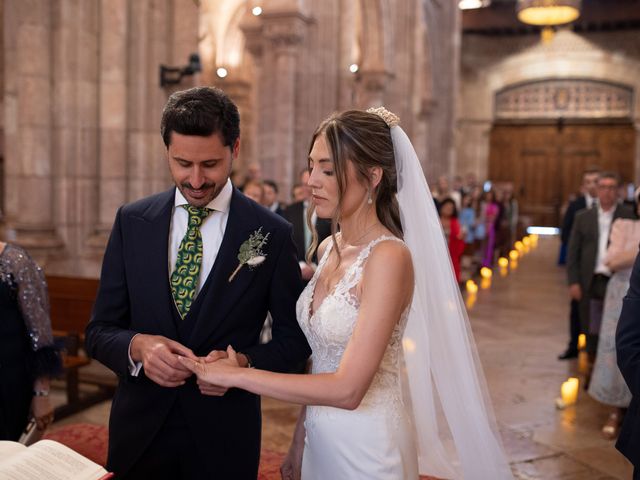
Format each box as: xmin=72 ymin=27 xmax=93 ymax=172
xmin=85 ymin=86 xmax=311 ymax=479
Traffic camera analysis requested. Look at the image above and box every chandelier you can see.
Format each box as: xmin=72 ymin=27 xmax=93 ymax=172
xmin=516 ymin=0 xmax=582 ymax=26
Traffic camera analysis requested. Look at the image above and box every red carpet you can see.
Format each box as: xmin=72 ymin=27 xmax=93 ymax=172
xmin=43 ymin=423 xmax=286 ymax=478
xmin=43 ymin=425 xmax=436 ymax=479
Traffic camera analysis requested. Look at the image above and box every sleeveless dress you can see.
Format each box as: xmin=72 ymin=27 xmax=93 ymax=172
xmin=296 ymin=236 xmax=419 ymax=479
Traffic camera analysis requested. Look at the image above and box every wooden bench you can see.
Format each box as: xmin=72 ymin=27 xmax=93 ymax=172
xmin=46 ymin=275 xmax=115 ymax=419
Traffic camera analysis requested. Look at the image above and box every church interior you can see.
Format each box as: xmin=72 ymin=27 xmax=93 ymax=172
xmin=1 ymin=0 xmax=640 ymax=478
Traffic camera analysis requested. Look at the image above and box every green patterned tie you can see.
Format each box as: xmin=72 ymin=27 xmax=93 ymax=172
xmin=171 ymin=205 xmax=211 ymax=318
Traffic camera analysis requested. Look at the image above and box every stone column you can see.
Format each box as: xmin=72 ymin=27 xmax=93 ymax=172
xmin=89 ymin=0 xmax=129 ymax=249
xmin=261 ymin=9 xmax=310 ymax=199
xmin=3 ymin=0 xmax=62 ymax=255
xmin=355 ymin=69 xmax=392 ymax=109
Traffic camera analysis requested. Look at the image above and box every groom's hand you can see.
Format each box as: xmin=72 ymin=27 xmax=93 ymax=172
xmin=130 ymin=334 xmax=199 ymax=387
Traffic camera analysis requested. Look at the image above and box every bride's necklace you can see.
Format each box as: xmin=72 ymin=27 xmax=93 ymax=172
xmin=341 ymin=221 xmax=382 ymax=247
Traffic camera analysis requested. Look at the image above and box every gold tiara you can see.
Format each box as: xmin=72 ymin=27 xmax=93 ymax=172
xmin=366 ymin=106 xmax=400 ymax=128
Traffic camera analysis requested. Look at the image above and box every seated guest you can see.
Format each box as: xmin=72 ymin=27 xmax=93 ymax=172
xmin=0 ymin=241 xmax=61 ymax=440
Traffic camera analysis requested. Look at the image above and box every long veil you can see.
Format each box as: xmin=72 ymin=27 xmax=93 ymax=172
xmin=390 ymin=124 xmax=513 ymax=479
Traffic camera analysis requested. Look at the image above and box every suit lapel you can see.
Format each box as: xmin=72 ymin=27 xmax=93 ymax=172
xmin=133 ymin=189 xmax=179 ymax=339
xmin=188 ymin=190 xmax=262 ymax=350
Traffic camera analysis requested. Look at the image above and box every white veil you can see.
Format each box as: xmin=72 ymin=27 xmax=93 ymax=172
xmin=376 ymin=112 xmax=512 ymax=479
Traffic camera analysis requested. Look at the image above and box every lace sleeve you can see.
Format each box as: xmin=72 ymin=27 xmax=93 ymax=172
xmin=6 ymin=245 xmax=62 ymax=377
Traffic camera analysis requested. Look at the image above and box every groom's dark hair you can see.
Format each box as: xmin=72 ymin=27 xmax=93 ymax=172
xmin=161 ymin=86 xmax=240 ymax=148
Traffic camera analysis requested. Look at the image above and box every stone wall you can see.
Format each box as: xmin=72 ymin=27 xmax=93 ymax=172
xmin=0 ymin=0 xmax=459 ymax=276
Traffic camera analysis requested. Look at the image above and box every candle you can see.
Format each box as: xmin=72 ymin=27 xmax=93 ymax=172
xmin=466 ymin=280 xmax=478 ymax=294
xmin=509 ymin=250 xmax=519 ymax=261
xmin=561 ymin=377 xmax=579 ymax=406
xmin=465 ymin=293 xmax=476 ymax=309
xmin=522 ymin=236 xmax=531 ymax=247
xmin=578 ymin=334 xmax=586 ymax=350
xmin=480 ymin=267 xmax=493 ymax=279
xmin=498 ymin=257 xmax=509 ymax=268
xmin=514 ymin=241 xmax=524 ymax=254
xmin=480 ymin=277 xmax=491 ymax=290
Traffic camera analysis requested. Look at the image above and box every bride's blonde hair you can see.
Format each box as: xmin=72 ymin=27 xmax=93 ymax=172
xmin=305 ymin=110 xmax=403 ymax=264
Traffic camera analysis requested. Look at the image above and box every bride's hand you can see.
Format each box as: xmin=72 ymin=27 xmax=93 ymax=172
xmin=179 ymin=345 xmax=241 ymax=391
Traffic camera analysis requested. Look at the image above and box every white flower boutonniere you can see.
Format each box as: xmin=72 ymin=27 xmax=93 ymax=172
xmin=228 ymin=227 xmax=270 ymax=282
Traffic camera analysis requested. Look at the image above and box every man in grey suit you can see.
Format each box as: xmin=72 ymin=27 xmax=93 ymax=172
xmin=567 ymin=172 xmax=634 ymax=384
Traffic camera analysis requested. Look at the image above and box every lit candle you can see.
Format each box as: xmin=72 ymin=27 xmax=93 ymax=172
xmin=499 ymin=267 xmax=508 ymax=277
xmin=578 ymin=334 xmax=586 ymax=350
xmin=466 ymin=293 xmax=477 ymax=309
xmin=466 ymin=280 xmax=478 ymax=294
xmin=481 ymin=277 xmax=491 ymax=290
xmin=498 ymin=257 xmax=509 ymax=268
xmin=530 ymin=234 xmax=539 ymax=247
xmin=509 ymin=250 xmax=519 ymax=261
xmin=561 ymin=377 xmax=579 ymax=406
xmin=514 ymin=241 xmax=524 ymax=254
xmin=510 ymin=259 xmax=518 ymax=270
xmin=480 ymin=267 xmax=493 ymax=279
xmin=522 ymin=236 xmax=531 ymax=247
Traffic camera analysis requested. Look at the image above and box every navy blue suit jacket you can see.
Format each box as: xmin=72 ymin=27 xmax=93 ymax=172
xmin=85 ymin=187 xmax=311 ymax=478
xmin=616 ymin=251 xmax=640 ymax=467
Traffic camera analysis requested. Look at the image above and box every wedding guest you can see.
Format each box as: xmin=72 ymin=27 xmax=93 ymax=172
xmin=589 ymin=191 xmax=640 ymax=438
xmin=439 ymin=198 xmax=465 ymax=284
xmin=0 ymin=241 xmax=61 ymax=440
xmin=242 ymin=179 xmax=264 ymax=204
xmin=558 ymin=167 xmax=600 ymax=360
xmin=481 ymin=190 xmax=500 ymax=268
xmin=568 ymin=172 xmax=634 ymax=387
xmin=263 ymin=179 xmax=284 ymax=216
xmin=459 ymin=193 xmax=477 ymax=253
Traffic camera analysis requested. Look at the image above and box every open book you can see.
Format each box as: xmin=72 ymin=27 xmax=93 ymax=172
xmin=0 ymin=440 xmax=112 ymax=480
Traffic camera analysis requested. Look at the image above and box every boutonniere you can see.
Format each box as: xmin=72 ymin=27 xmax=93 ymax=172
xmin=228 ymin=227 xmax=270 ymax=282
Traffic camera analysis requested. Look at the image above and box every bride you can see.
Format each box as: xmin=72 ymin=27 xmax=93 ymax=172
xmin=180 ymin=108 xmax=512 ymax=479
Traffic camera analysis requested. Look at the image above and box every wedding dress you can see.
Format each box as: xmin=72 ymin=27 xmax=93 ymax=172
xmin=296 ymin=235 xmax=419 ymax=479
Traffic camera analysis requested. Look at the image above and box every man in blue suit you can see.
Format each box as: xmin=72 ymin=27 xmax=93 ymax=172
xmin=617 ymin=253 xmax=640 ymax=479
xmin=85 ymin=87 xmax=310 ymax=479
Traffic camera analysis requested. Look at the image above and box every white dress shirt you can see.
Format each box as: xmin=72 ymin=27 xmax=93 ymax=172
xmin=128 ymin=179 xmax=233 ymax=375
xmin=594 ymin=205 xmax=614 ymax=276
xmin=585 ymin=194 xmax=596 ymax=209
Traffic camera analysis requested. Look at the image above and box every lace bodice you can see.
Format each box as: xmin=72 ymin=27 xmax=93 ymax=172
xmin=296 ymin=235 xmax=408 ymax=413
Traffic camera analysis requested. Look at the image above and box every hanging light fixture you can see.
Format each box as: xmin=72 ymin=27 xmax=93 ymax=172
xmin=516 ymin=0 xmax=581 ymax=26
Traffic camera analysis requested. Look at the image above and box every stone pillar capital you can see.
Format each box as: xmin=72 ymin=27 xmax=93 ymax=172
xmin=262 ymin=12 xmax=312 ymax=51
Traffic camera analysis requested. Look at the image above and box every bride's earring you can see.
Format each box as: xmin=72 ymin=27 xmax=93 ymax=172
xmin=367 ymin=190 xmax=373 ymax=205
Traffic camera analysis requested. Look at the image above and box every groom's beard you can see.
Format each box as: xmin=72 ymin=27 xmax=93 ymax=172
xmin=178 ymin=181 xmax=220 ymax=208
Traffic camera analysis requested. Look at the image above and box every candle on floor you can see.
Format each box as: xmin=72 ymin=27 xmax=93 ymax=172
xmin=498 ymin=257 xmax=509 ymax=268
xmin=481 ymin=277 xmax=491 ymax=290
xmin=578 ymin=333 xmax=586 ymax=350
xmin=509 ymin=250 xmax=519 ymax=261
xmin=499 ymin=267 xmax=508 ymax=277
xmin=556 ymin=377 xmax=579 ymax=408
xmin=480 ymin=267 xmax=493 ymax=279
xmin=466 ymin=280 xmax=478 ymax=294
xmin=514 ymin=241 xmax=524 ymax=254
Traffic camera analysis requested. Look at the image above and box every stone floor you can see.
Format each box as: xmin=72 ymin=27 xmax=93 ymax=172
xmin=51 ymin=236 xmax=633 ymax=479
